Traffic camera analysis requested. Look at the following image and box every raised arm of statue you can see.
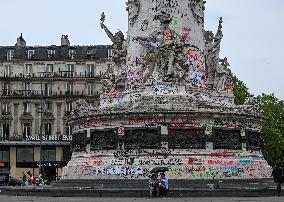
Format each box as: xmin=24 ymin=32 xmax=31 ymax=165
xmin=101 ymin=23 xmax=115 ymax=43
xmin=215 ymin=17 xmax=223 ymax=41
xmin=100 ymin=12 xmax=115 ymax=43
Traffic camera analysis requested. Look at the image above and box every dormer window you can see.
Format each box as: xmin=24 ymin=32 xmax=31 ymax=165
xmin=6 ymin=49 xmax=14 ymax=60
xmin=68 ymin=49 xmax=76 ymax=59
xmin=107 ymin=48 xmax=112 ymax=59
xmin=27 ymin=50 xmax=35 ymax=60
xmin=47 ymin=49 xmax=56 ymax=58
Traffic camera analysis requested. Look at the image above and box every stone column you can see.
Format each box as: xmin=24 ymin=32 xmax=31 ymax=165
xmin=34 ymin=103 xmax=40 ymax=135
xmin=56 ymin=103 xmax=62 ymax=134
xmin=0 ymin=123 xmax=2 ymax=141
xmin=13 ymin=103 xmax=19 ymax=137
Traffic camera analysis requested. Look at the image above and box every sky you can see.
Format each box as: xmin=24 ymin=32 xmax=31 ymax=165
xmin=0 ymin=0 xmax=283 ymax=100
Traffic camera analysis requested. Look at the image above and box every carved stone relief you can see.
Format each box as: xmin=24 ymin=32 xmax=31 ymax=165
xmin=126 ymin=0 xmax=141 ymax=27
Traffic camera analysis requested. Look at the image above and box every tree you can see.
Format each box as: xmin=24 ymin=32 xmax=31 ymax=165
xmin=232 ymin=75 xmax=251 ymax=105
xmin=232 ymin=76 xmax=284 ymax=173
xmin=257 ymin=94 xmax=284 ymax=172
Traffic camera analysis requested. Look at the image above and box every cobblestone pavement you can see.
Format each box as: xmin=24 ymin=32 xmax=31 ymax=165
xmin=0 ymin=196 xmax=283 ymax=202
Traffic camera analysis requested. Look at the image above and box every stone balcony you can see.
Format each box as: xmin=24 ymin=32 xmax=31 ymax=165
xmin=0 ymin=90 xmax=100 ymax=99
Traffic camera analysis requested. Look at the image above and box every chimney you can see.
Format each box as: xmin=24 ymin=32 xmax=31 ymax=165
xmin=16 ymin=33 xmax=26 ymax=47
xmin=61 ymin=35 xmax=70 ymax=46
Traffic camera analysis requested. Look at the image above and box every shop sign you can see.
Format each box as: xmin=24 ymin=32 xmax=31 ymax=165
xmin=25 ymin=134 xmax=72 ymax=141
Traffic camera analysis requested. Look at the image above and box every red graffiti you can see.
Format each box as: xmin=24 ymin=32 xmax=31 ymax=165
xmin=186 ymin=48 xmax=200 ymax=63
xmin=128 ymin=117 xmax=164 ymax=125
xmin=163 ymin=29 xmax=173 ymax=41
xmin=182 ymin=27 xmax=192 ymax=42
xmin=210 ymin=151 xmax=235 ymax=158
xmin=82 ymin=119 xmax=111 ymax=128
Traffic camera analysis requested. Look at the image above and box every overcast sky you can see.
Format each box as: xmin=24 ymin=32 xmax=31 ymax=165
xmin=0 ymin=0 xmax=283 ymax=100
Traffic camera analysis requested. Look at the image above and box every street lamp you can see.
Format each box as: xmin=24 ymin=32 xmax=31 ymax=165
xmin=37 ymin=71 xmax=51 ymax=175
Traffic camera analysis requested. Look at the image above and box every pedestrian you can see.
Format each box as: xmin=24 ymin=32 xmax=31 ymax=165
xmin=4 ymin=173 xmax=9 ymax=186
xmin=22 ymin=172 xmax=27 ymax=186
xmin=38 ymin=173 xmax=43 ymax=185
xmin=272 ymin=167 xmax=283 ymax=196
xmin=31 ymin=174 xmax=36 ymax=185
xmin=159 ymin=173 xmax=169 ymax=197
xmin=149 ymin=173 xmax=159 ymax=197
xmin=27 ymin=171 xmax=32 ymax=186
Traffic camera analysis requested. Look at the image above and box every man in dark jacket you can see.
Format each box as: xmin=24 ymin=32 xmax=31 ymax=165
xmin=4 ymin=174 xmax=9 ymax=186
xmin=272 ymin=167 xmax=283 ymax=196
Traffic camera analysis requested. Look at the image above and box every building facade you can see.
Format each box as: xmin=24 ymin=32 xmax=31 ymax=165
xmin=0 ymin=34 xmax=112 ymax=180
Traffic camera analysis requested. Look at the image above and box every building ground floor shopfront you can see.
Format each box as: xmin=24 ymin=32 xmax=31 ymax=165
xmin=0 ymin=143 xmax=71 ymax=182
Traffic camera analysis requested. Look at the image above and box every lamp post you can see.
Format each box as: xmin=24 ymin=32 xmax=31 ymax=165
xmin=37 ymin=71 xmax=50 ymax=175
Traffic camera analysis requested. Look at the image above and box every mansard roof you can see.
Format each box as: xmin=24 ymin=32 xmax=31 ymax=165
xmin=0 ymin=45 xmax=112 ymax=62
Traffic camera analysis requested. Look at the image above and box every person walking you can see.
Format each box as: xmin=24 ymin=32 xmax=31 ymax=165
xmin=4 ymin=173 xmax=9 ymax=186
xmin=159 ymin=173 xmax=169 ymax=197
xmin=149 ymin=173 xmax=159 ymax=197
xmin=22 ymin=172 xmax=27 ymax=186
xmin=26 ymin=171 xmax=32 ymax=186
xmin=272 ymin=167 xmax=283 ymax=196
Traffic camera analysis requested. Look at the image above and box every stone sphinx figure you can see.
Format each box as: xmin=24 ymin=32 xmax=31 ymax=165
xmin=100 ymin=13 xmax=127 ymax=91
xmin=213 ymin=57 xmax=234 ymax=93
xmin=205 ymin=17 xmax=223 ymax=89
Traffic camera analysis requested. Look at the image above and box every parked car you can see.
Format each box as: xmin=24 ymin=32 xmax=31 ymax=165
xmin=0 ymin=175 xmax=22 ymax=186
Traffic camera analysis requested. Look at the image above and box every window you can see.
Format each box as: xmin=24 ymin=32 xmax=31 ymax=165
xmin=4 ymin=65 xmax=12 ymax=77
xmin=46 ymin=64 xmax=54 ymax=74
xmin=25 ymin=64 xmax=33 ymax=76
xmin=44 ymin=102 xmax=52 ymax=114
xmin=27 ymin=50 xmax=35 ymax=59
xmin=2 ymin=103 xmax=11 ymax=115
xmin=68 ymin=49 xmax=76 ymax=59
xmin=44 ymin=83 xmax=52 ymax=96
xmin=86 ymin=64 xmax=95 ymax=77
xmin=107 ymin=49 xmax=112 ymax=59
xmin=17 ymin=147 xmax=34 ymax=163
xmin=66 ymin=82 xmax=74 ymax=95
xmin=2 ymin=124 xmax=10 ymax=141
xmin=47 ymin=49 xmax=56 ymax=58
xmin=23 ymin=123 xmax=31 ymax=139
xmin=0 ymin=147 xmax=9 ymax=163
xmin=41 ymin=146 xmax=56 ymax=162
xmin=24 ymin=82 xmax=32 ymax=96
xmin=44 ymin=123 xmax=52 ymax=136
xmin=23 ymin=102 xmax=32 ymax=114
xmin=86 ymin=83 xmax=94 ymax=96
xmin=3 ymin=83 xmax=11 ymax=96
xmin=6 ymin=49 xmax=14 ymax=60
xmin=66 ymin=125 xmax=72 ymax=136
xmin=66 ymin=64 xmax=75 ymax=77
xmin=65 ymin=102 xmax=72 ymax=113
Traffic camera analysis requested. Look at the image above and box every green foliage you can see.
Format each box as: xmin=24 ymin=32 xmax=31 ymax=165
xmin=232 ymin=75 xmax=284 ymax=171
xmin=257 ymin=94 xmax=284 ymax=170
xmin=232 ymin=75 xmax=251 ymax=105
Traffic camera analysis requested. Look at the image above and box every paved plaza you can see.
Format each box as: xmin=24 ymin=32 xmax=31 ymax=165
xmin=0 ymin=196 xmax=283 ymax=202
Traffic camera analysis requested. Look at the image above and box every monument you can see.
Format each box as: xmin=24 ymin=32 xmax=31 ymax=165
xmin=62 ymin=0 xmax=272 ymax=181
